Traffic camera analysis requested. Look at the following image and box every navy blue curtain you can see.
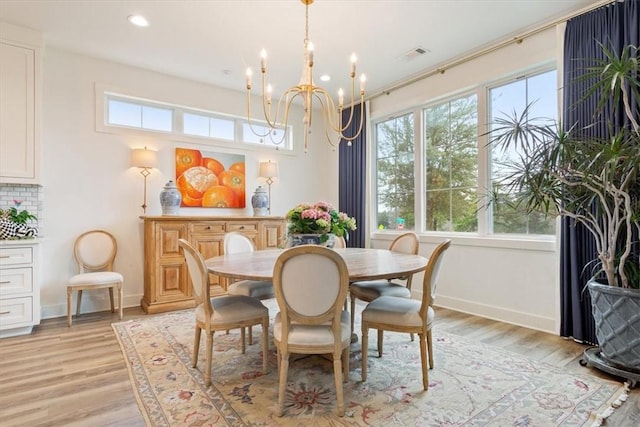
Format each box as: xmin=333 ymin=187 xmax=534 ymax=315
xmin=560 ymin=0 xmax=639 ymax=344
xmin=338 ymin=103 xmax=367 ymax=248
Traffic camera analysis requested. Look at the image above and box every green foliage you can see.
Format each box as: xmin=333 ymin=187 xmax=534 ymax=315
xmin=0 ymin=206 xmax=37 ymax=224
xmin=486 ymin=42 xmax=640 ymax=288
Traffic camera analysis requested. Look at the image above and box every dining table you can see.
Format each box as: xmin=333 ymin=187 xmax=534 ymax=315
xmin=206 ymin=247 xmax=429 ymax=343
xmin=205 ymin=247 xmax=429 ymax=284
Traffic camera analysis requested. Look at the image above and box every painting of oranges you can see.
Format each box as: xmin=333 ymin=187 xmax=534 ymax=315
xmin=175 ymin=148 xmax=245 ymax=208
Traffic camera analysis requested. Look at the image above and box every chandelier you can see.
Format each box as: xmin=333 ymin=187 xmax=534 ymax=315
xmin=245 ymin=0 xmax=366 ymax=153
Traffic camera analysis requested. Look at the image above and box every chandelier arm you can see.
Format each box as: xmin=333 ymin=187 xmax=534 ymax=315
xmin=246 ymin=90 xmax=273 ymax=138
xmin=312 ymin=89 xmax=364 ymax=143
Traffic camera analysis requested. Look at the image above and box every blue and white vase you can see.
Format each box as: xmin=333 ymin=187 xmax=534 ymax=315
xmin=251 ymin=186 xmax=268 ymax=216
xmin=160 ymin=180 xmax=182 ymax=215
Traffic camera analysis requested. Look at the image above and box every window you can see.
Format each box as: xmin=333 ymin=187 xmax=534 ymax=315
xmin=108 ymin=98 xmax=172 ymax=132
xmin=372 ymin=67 xmax=557 ymax=238
xmin=488 ymin=70 xmax=557 ymax=235
xmin=375 ymin=113 xmax=415 ymax=231
xmin=101 ymin=91 xmax=292 ymax=151
xmin=423 ymin=94 xmax=478 ymax=232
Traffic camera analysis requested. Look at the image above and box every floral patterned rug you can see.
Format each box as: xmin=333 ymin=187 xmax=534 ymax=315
xmin=112 ymin=302 xmax=627 ymax=426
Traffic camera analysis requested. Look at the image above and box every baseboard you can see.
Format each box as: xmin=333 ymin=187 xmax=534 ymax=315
xmin=40 ymin=293 xmax=144 ymax=320
xmin=429 ymin=293 xmax=558 ymax=334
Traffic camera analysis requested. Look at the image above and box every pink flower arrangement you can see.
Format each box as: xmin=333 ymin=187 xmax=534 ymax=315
xmin=286 ymin=201 xmax=356 ymax=238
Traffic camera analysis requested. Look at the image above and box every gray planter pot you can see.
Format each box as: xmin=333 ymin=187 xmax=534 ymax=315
xmin=587 ymin=279 xmax=640 ymax=372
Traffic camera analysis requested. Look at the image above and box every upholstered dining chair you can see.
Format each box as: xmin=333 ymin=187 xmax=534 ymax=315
xmin=66 ymin=230 xmax=123 ymax=327
xmin=361 ymin=239 xmax=451 ymax=390
xmin=349 ymin=232 xmax=419 ymax=335
xmin=272 ymin=245 xmax=351 ymax=417
xmin=333 ymin=235 xmax=347 ymax=248
xmin=224 ymin=231 xmax=275 ymax=344
xmin=178 ymin=238 xmax=269 ymax=386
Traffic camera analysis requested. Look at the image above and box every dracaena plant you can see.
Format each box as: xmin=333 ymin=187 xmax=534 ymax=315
xmin=486 ymin=42 xmax=639 ymax=288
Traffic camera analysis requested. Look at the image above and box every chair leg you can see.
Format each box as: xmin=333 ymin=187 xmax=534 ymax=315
xmin=333 ymin=353 xmax=345 ymax=417
xmin=192 ymin=326 xmax=202 ymax=367
xmin=361 ymin=323 xmax=368 ymax=382
xmin=427 ymin=329 xmax=434 ymax=369
xmin=248 ymin=325 xmax=253 ymax=345
xmin=67 ymin=288 xmax=73 ymax=327
xmin=342 ymin=346 xmax=349 ymax=383
xmin=410 ymin=332 xmax=415 ymax=342
xmin=240 ymin=327 xmax=246 ymax=354
xmin=350 ymin=294 xmax=356 ymax=337
xmin=277 ymin=351 xmax=289 ymax=417
xmin=261 ymin=318 xmax=269 ymax=374
xmin=377 ymin=329 xmax=384 ymax=357
xmin=108 ymin=287 xmax=115 ymax=313
xmin=76 ymin=290 xmax=83 ymax=317
xmin=419 ymin=332 xmax=428 ymax=390
xmin=204 ymin=332 xmax=214 ymax=386
xmin=117 ymin=283 xmax=124 ymax=320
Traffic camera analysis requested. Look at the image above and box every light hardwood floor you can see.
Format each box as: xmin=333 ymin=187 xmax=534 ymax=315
xmin=0 ymin=306 xmax=637 ymax=426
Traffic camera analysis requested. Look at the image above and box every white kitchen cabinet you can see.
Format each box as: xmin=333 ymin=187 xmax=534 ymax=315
xmin=0 ymin=240 xmax=40 ymax=337
xmin=0 ymin=22 xmax=42 ymax=184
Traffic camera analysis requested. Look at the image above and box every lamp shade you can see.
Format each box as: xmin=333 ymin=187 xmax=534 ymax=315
xmin=258 ymin=161 xmax=278 ymax=178
xmin=130 ymin=147 xmax=158 ymax=168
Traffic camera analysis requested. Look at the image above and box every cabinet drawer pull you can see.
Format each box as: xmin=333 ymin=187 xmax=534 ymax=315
xmin=0 ymin=311 xmax=10 ymax=315
xmin=240 ymin=226 xmax=245 ymax=229
xmin=206 ymin=226 xmax=211 ymax=230
xmin=0 ymin=280 xmax=10 ymax=284
xmin=0 ymin=255 xmax=11 ymax=259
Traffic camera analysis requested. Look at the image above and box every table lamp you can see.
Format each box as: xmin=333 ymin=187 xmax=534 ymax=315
xmin=131 ymin=147 xmax=158 ymax=213
xmin=258 ymin=160 xmax=278 ymax=215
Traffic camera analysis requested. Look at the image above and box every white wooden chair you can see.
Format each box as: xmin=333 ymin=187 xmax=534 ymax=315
xmin=224 ymin=231 xmax=275 ymax=344
xmin=178 ymin=238 xmax=269 ymax=386
xmin=361 ymin=239 xmax=451 ymax=390
xmin=67 ymin=230 xmax=123 ymax=326
xmin=349 ymin=232 xmax=419 ymax=335
xmin=272 ymin=245 xmax=351 ymax=417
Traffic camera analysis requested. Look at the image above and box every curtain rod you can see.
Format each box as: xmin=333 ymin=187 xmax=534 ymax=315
xmin=367 ymin=0 xmax=618 ymax=100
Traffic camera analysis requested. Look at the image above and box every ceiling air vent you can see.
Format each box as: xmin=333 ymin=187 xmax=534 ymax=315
xmin=401 ymin=47 xmax=430 ymax=61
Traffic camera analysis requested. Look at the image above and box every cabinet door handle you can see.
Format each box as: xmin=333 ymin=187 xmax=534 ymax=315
xmin=0 ymin=280 xmax=10 ymax=284
xmin=206 ymin=226 xmax=211 ymax=230
xmin=0 ymin=311 xmax=10 ymax=315
xmin=240 ymin=226 xmax=245 ymax=229
xmin=0 ymin=255 xmax=11 ymax=258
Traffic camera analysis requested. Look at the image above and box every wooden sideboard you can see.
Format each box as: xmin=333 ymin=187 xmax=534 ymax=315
xmin=141 ymin=215 xmax=286 ymax=314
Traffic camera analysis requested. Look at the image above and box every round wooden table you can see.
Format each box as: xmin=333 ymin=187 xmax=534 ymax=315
xmin=205 ymin=247 xmax=429 ymax=282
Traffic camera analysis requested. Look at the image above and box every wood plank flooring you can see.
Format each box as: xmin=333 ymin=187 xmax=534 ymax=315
xmin=0 ymin=306 xmax=637 ymax=426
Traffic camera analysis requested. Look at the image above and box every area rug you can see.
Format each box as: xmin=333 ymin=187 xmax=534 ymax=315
xmin=112 ymin=302 xmax=628 ymax=426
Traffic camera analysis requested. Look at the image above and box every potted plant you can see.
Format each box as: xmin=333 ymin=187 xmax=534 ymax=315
xmin=0 ymin=200 xmax=38 ymax=240
xmin=487 ymin=42 xmax=639 ymax=376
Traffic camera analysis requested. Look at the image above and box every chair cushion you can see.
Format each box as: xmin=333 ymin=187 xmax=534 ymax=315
xmin=69 ymin=271 xmax=123 ymax=286
xmin=273 ymin=310 xmax=351 ymax=346
xmin=362 ymin=296 xmax=434 ymax=328
xmin=350 ymin=280 xmax=412 ymax=301
xmin=195 ymin=295 xmax=268 ymax=325
xmin=227 ymin=280 xmax=275 ymax=299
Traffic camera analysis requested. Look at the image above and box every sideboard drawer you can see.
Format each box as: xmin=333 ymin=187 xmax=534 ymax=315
xmin=0 ymin=267 xmax=32 ymax=296
xmin=0 ymin=247 xmax=33 ymax=266
xmin=0 ymin=296 xmax=33 ymax=326
xmin=227 ymin=222 xmax=258 ymax=233
xmin=190 ymin=222 xmax=226 ymax=234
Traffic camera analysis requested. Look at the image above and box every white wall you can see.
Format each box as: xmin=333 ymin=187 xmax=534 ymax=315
xmin=40 ymin=47 xmax=338 ymax=318
xmin=368 ymin=27 xmax=563 ymax=334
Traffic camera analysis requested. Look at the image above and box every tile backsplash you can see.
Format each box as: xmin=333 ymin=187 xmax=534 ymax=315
xmin=0 ymin=184 xmax=43 ymax=235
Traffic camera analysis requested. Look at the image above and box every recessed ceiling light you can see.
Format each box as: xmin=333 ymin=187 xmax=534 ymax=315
xmin=128 ymin=15 xmax=149 ymax=27
xmin=320 ymin=74 xmax=331 ymax=82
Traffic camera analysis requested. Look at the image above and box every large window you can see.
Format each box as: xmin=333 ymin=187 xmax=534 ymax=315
xmin=488 ymin=70 xmax=557 ymax=235
xmin=375 ymin=113 xmax=415 ymax=231
xmin=373 ymin=68 xmax=557 ymax=237
xmin=423 ymin=94 xmax=478 ymax=232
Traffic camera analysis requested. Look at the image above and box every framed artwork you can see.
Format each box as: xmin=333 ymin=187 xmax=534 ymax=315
xmin=175 ymin=147 xmax=245 ymax=208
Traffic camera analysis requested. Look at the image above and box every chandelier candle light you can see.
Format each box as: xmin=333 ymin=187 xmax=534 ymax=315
xmin=245 ymin=0 xmax=366 ymax=152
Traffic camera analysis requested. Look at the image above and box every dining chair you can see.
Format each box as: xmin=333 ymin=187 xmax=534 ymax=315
xmin=178 ymin=238 xmax=269 ymax=386
xmin=349 ymin=232 xmax=419 ymax=336
xmin=272 ymin=245 xmax=351 ymax=417
xmin=361 ymin=239 xmax=451 ymax=390
xmin=66 ymin=230 xmax=123 ymax=327
xmin=333 ymin=235 xmax=347 ymax=248
xmin=224 ymin=231 xmax=275 ymax=344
